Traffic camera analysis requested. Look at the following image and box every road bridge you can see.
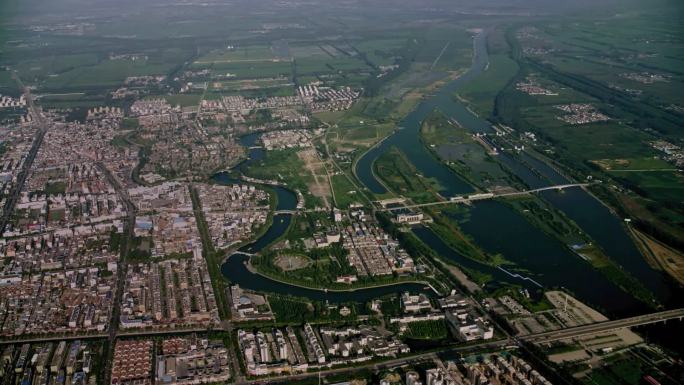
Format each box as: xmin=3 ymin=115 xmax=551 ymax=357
xmin=274 ymin=209 xmax=298 ymax=215
xmin=520 ymin=308 xmax=684 ymax=344
xmin=380 ymin=183 xmax=588 ymax=212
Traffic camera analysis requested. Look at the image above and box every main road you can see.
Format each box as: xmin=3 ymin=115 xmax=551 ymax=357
xmin=232 ymin=338 xmax=511 ymax=385
xmin=0 ymin=74 xmax=48 ymax=234
xmin=96 ymin=161 xmax=137 ymax=385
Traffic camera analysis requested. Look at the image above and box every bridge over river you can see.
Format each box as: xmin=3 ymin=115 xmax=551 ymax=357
xmin=380 ymin=183 xmax=589 ymax=212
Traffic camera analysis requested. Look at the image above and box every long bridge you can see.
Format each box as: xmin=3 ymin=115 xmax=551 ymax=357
xmin=274 ymin=209 xmax=298 ymax=215
xmin=379 ymin=183 xmax=588 ymax=212
xmin=520 ymin=307 xmax=684 ymax=344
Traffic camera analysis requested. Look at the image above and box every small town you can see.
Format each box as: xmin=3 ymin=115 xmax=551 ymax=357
xmin=554 ymin=104 xmax=610 ymax=125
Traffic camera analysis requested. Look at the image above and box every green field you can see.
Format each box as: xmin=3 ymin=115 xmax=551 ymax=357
xmin=331 ymin=174 xmax=361 ymax=209
xmin=41 ymin=59 xmax=175 ymax=90
xmin=404 ymin=319 xmax=449 ymax=340
xmin=353 ymin=38 xmax=408 ymax=67
xmin=487 ymin=8 xmax=684 ymax=259
xmin=201 ymin=61 xmax=293 ymax=79
xmin=195 ymin=45 xmax=276 ymax=63
xmin=457 ymin=54 xmax=519 ymax=116
xmin=0 ymin=70 xmax=20 ymax=95
xmin=374 ymin=146 xmax=441 ymax=203
xmin=420 ymin=110 xmax=515 ymax=190
xmin=613 ymin=171 xmax=684 ymax=205
xmin=162 ymin=94 xmax=203 ymax=107
xmin=243 ymin=148 xmax=324 ymax=209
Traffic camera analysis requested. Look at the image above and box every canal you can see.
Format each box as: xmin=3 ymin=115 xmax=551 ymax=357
xmin=354 ymin=31 xmax=681 ymax=315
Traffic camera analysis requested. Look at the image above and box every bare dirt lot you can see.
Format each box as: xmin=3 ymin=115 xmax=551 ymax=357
xmin=298 ymin=148 xmax=332 ymax=207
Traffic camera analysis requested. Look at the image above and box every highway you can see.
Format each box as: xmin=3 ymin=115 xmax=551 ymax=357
xmin=520 ymin=307 xmax=684 ymax=343
xmin=0 ymin=75 xmax=48 ymax=234
xmin=379 ymin=183 xmax=588 ymax=212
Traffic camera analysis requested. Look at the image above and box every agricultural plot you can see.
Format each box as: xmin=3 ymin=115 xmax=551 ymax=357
xmin=37 ymin=93 xmax=106 ymax=109
xmin=613 ymin=171 xmax=684 ymax=206
xmin=414 ymin=27 xmax=474 ymax=71
xmin=524 ymin=16 xmax=684 ymax=118
xmin=195 ymin=45 xmax=278 ymax=64
xmin=41 ymin=59 xmax=175 ymax=90
xmin=289 ymin=44 xmax=372 ymax=80
xmin=14 ymin=54 xmax=100 ymax=83
xmin=353 ymin=38 xmax=408 ymax=67
xmin=0 ymin=70 xmax=20 ymax=96
xmin=200 ymin=61 xmax=293 ymax=79
xmin=522 ymin=109 xmax=655 ymax=162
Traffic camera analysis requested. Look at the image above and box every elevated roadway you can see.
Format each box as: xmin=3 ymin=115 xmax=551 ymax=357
xmin=520 ymin=308 xmax=684 ymax=344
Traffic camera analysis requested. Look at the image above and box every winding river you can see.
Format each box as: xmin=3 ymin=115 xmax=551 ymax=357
xmin=218 ymin=32 xmax=682 ymax=316
xmin=216 ymin=134 xmax=436 ymax=303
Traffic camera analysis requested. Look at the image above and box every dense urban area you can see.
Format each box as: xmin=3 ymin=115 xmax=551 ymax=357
xmin=0 ymin=1 xmax=683 ymax=385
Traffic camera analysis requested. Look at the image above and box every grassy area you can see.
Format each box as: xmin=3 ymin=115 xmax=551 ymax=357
xmin=162 ymin=94 xmax=203 ymax=107
xmin=420 ymin=110 xmax=516 ymax=190
xmin=612 ymin=171 xmax=684 ymax=206
xmin=426 ymin=207 xmax=506 ymax=267
xmin=44 ymin=181 xmax=67 ymax=195
xmin=197 ymin=61 xmax=293 ymax=79
xmin=457 ymin=53 xmax=519 ymax=117
xmin=592 ymin=157 xmax=673 ymax=171
xmin=0 ymin=70 xmax=20 ymax=95
xmin=505 ymin=196 xmax=584 ymax=245
xmin=251 ymin=245 xmax=359 ymax=290
xmin=41 ymin=59 xmax=175 ymax=90
xmin=353 ymin=38 xmax=409 ymax=67
xmin=331 ymin=174 xmax=361 ymax=209
xmin=373 ymin=146 xmax=440 ymax=203
xmin=582 ymin=355 xmax=648 ymax=385
xmin=268 ymin=294 xmax=360 ymax=324
xmin=195 ymin=45 xmax=276 ymax=63
xmin=404 ymin=319 xmax=449 ymax=340
xmin=242 ymin=148 xmax=323 ymax=209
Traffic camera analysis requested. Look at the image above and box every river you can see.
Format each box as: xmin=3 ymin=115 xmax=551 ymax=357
xmin=216 ymin=134 xmax=437 ymax=303
xmin=218 ymin=32 xmax=681 ymax=316
xmin=354 ymin=31 xmax=681 ymax=316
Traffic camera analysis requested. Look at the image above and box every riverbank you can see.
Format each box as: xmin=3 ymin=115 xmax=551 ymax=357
xmin=631 ymin=227 xmax=684 ymax=286
xmin=240 ymin=254 xmax=440 ymax=294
